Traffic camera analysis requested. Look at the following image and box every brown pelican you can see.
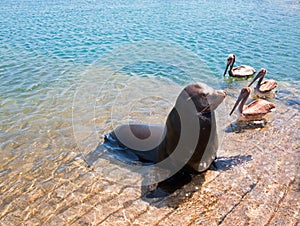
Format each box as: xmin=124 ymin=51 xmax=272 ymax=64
xmin=248 ymin=68 xmax=277 ymax=98
xmin=223 ymin=54 xmax=256 ymax=77
xmin=229 ymin=87 xmax=275 ymax=121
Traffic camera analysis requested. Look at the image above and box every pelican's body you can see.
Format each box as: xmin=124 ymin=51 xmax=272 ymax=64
xmin=230 ymin=87 xmax=275 ymax=121
xmin=224 ymin=54 xmax=256 ymax=78
xmin=248 ymin=68 xmax=277 ymax=98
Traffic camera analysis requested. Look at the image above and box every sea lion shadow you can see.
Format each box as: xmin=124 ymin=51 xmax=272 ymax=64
xmin=140 ymin=154 xmax=252 ymax=208
xmin=140 ymin=169 xmax=205 ymax=208
xmin=83 ymin=143 xmax=252 ymax=209
xmin=83 ymin=141 xmax=200 ymax=206
xmin=85 ymin=142 xmax=198 ymax=194
xmin=139 ymin=155 xmax=252 ymax=203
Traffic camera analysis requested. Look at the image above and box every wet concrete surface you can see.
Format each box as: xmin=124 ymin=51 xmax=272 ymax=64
xmin=0 ymin=107 xmax=299 ymax=225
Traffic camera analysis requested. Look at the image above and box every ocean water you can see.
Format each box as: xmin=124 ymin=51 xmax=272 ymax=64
xmin=0 ymin=0 xmax=299 ymax=223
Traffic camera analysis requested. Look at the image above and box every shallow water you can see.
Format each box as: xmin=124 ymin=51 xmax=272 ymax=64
xmin=0 ymin=0 xmax=300 ymax=224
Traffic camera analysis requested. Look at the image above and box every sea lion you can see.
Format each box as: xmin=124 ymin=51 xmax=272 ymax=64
xmin=104 ymin=82 xmax=226 ymax=172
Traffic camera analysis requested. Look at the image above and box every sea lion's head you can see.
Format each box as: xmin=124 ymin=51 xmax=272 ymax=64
xmin=184 ymin=82 xmax=226 ymax=114
xmin=164 ymin=82 xmax=226 ymax=172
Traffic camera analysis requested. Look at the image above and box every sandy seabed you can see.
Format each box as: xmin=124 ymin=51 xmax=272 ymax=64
xmin=0 ymin=88 xmax=299 ymax=225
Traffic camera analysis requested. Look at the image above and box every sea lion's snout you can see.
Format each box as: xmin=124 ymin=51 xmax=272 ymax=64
xmin=220 ymin=89 xmax=227 ymax=96
xmin=206 ymin=90 xmax=226 ymax=111
xmin=214 ymin=90 xmax=227 ymax=102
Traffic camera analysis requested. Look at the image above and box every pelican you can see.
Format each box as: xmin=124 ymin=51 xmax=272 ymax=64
xmin=229 ymin=87 xmax=275 ymax=121
xmin=248 ymin=68 xmax=277 ymax=98
xmin=223 ymin=54 xmax=256 ymax=77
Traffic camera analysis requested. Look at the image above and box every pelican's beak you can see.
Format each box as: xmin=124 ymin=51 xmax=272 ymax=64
xmin=223 ymin=59 xmax=231 ymax=77
xmin=229 ymin=92 xmax=243 ymax=115
xmin=248 ymin=69 xmax=264 ymax=87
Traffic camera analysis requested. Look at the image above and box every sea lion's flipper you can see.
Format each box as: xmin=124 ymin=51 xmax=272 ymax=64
xmin=103 ymin=133 xmax=143 ymax=164
xmin=104 ymin=124 xmax=166 ymax=164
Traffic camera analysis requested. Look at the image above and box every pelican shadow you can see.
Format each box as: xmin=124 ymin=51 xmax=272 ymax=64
xmin=225 ymin=120 xmax=268 ymax=133
xmin=212 ymin=155 xmax=253 ymax=171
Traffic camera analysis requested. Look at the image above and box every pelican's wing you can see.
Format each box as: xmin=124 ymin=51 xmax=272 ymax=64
xmin=260 ymin=80 xmax=277 ymax=92
xmin=232 ymin=65 xmax=256 ymax=77
xmin=243 ymin=99 xmax=275 ymax=115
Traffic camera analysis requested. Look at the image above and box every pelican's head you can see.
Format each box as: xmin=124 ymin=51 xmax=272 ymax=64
xmin=229 ymin=87 xmax=251 ymax=115
xmin=248 ymin=68 xmax=267 ymax=87
xmin=223 ymin=54 xmax=236 ymax=76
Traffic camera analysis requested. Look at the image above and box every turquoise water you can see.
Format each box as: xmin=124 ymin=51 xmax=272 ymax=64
xmin=1 ymin=0 xmax=299 ymax=76
xmin=0 ymin=0 xmax=299 ymax=160
xmin=0 ymin=0 xmax=300 ymax=193
xmin=1 ymin=0 xmax=300 ymax=155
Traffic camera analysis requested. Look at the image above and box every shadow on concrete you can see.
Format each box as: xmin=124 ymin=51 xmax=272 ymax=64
xmin=83 ymin=142 xmax=252 ymax=208
xmin=139 ymin=154 xmax=252 ymax=208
